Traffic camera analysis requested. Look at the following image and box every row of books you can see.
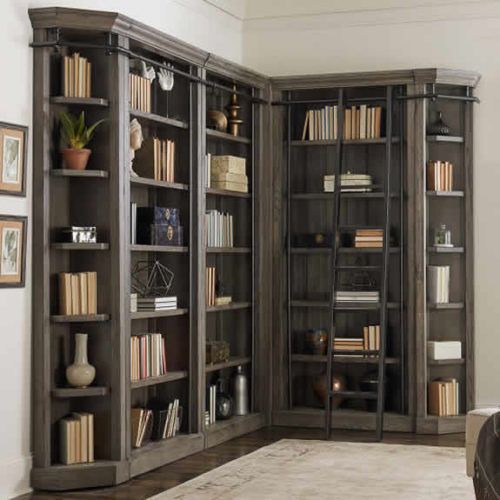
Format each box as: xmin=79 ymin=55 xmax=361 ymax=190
xmin=205 ymin=154 xmax=248 ymax=193
xmin=363 ymin=325 xmax=381 ymax=352
xmin=206 ymin=384 xmax=217 ymax=426
xmin=428 ymin=378 xmax=460 ymax=416
xmin=59 ymin=272 xmax=97 ymax=316
xmin=323 ymin=173 xmax=373 ymax=193
xmin=129 ymin=73 xmax=152 ymax=113
xmin=135 ymin=296 xmax=178 ymax=312
xmin=131 ymin=408 xmax=153 ymax=448
xmin=134 ymin=137 xmax=176 ymax=183
xmin=427 ymin=160 xmax=454 ymax=191
xmin=206 ymin=267 xmax=217 ymax=307
xmin=130 ymin=333 xmax=167 ymax=382
xmin=59 ymin=413 xmax=94 ymax=465
xmin=354 ymin=228 xmax=384 ymax=248
xmin=301 ymin=105 xmax=383 ymax=141
xmin=335 ymin=290 xmax=380 ymax=303
xmin=427 ymin=265 xmax=450 ymax=304
xmin=332 ymin=325 xmax=381 ymax=356
xmin=62 ymin=53 xmax=91 ymax=98
xmin=206 ymin=210 xmax=234 ymax=248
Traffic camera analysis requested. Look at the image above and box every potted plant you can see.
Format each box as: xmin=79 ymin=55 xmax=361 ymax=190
xmin=60 ymin=111 xmax=105 ymax=170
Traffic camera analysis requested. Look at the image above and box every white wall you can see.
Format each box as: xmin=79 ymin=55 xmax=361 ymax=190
xmin=0 ymin=1 xmax=244 ymax=497
xmin=243 ymin=0 xmax=500 ymax=408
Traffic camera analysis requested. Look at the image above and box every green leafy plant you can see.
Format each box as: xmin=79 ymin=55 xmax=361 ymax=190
xmin=60 ymin=111 xmax=105 ymax=149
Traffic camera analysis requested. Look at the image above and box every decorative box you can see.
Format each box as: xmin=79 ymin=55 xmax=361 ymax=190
xmin=206 ymin=340 xmax=230 ymax=365
xmin=136 ymin=206 xmax=180 ymax=244
xmin=427 ymin=341 xmax=462 ymax=360
xmin=60 ymin=226 xmax=97 ymax=244
xmin=150 ymin=224 xmax=184 ymax=246
xmin=210 ymin=155 xmax=246 ymax=176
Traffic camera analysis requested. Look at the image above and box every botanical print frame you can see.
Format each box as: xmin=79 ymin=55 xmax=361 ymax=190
xmin=0 ymin=122 xmax=28 ymax=197
xmin=0 ymin=215 xmax=27 ymax=288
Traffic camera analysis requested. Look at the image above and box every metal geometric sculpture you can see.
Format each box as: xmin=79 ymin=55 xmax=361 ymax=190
xmin=131 ymin=260 xmax=174 ymax=297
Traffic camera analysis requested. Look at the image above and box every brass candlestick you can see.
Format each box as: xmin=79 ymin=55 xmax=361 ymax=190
xmin=226 ymin=84 xmax=243 ymax=136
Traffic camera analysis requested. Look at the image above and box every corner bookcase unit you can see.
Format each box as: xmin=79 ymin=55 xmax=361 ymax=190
xmin=271 ymin=69 xmax=479 ymax=435
xmin=30 ymin=7 xmax=271 ymax=491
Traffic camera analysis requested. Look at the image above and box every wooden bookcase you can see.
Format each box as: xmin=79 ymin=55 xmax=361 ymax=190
xmin=30 ymin=7 xmax=271 ymax=491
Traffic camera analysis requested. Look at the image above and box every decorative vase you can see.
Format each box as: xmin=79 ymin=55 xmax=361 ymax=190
xmin=215 ymin=377 xmax=233 ymax=420
xmin=207 ymin=110 xmax=228 ymax=132
xmin=66 ymin=333 xmax=95 ymax=388
xmin=313 ymin=372 xmax=347 ymax=409
xmin=62 ymin=148 xmax=91 ymax=170
xmin=233 ymin=365 xmax=249 ymax=416
xmin=305 ymin=328 xmax=328 ymax=355
xmin=428 ymin=111 xmax=450 ymax=136
xmin=226 ymin=85 xmax=243 ymax=136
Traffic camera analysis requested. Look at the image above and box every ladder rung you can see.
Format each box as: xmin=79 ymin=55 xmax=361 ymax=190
xmin=330 ymin=390 xmax=378 ymax=400
xmin=335 ymin=265 xmax=382 ymax=271
xmin=338 ymin=225 xmax=385 ymax=231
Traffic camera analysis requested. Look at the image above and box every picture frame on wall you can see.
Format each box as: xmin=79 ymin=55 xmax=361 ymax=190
xmin=0 ymin=215 xmax=27 ymax=288
xmin=0 ymin=122 xmax=28 ymax=197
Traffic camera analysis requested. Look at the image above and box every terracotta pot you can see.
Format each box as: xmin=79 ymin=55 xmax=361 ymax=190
xmin=63 ymin=148 xmax=91 ymax=170
xmin=313 ymin=372 xmax=347 ymax=409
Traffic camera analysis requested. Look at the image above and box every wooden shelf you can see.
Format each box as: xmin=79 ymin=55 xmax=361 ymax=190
xmin=131 ymin=176 xmax=189 ymax=191
xmin=290 ymin=137 xmax=398 ymax=146
xmin=206 ymin=301 xmax=251 ymax=313
xmin=427 ymin=135 xmax=464 ymax=143
xmin=428 ymin=358 xmax=465 ymax=366
xmin=52 ymin=386 xmax=109 ymax=398
xmin=130 ymin=108 xmax=189 ymax=129
xmin=428 ymin=302 xmax=464 ymax=310
xmin=416 ymin=414 xmax=466 ymax=434
xmin=207 ymin=247 xmax=251 ymax=254
xmin=131 ymin=308 xmax=188 ymax=320
xmin=51 ymin=314 xmax=110 ymax=323
xmin=51 ymin=169 xmax=109 ymax=178
xmin=291 ymin=353 xmax=399 ymax=365
xmin=206 ymin=128 xmax=251 ymax=144
xmin=205 ymin=356 xmax=251 ymax=373
xmin=290 ymin=300 xmax=400 ymax=310
xmin=130 ymin=371 xmax=188 ymax=389
xmin=291 ymin=247 xmax=401 ymax=254
xmin=291 ymin=192 xmax=398 ymax=200
xmin=51 ymin=242 xmax=109 ymax=251
xmin=50 ymin=96 xmax=109 ymax=107
xmin=204 ymin=413 xmax=266 ymax=448
xmin=427 ymin=191 xmax=464 ymax=197
xmin=206 ymin=187 xmax=251 ymax=199
xmin=130 ymin=245 xmax=188 ymax=253
xmin=428 ymin=246 xmax=464 ymax=254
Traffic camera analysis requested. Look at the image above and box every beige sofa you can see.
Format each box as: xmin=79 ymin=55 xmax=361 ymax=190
xmin=466 ymin=407 xmax=499 ymax=477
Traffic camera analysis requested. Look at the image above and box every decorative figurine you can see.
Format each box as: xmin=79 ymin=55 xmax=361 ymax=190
xmin=131 ymin=260 xmax=174 ymax=297
xmin=215 ymin=274 xmax=232 ymax=306
xmin=66 ymin=333 xmax=96 ymax=388
xmin=158 ymin=62 xmax=175 ymax=91
xmin=129 ymin=118 xmax=143 ymax=177
xmin=434 ymin=223 xmax=453 ymax=247
xmin=207 ymin=110 xmax=228 ymax=132
xmin=130 ymin=59 xmax=156 ymax=81
xmin=226 ymin=84 xmax=243 ymax=136
xmin=428 ymin=110 xmax=450 ymax=136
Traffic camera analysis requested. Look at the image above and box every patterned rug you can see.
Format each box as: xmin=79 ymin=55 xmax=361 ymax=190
xmin=148 ymin=438 xmax=473 ymax=499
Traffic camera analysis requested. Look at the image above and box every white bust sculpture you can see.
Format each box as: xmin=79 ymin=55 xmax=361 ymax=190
xmin=129 ymin=118 xmax=143 ymax=177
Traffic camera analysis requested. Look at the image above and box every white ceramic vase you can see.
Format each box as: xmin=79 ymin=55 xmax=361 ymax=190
xmin=66 ymin=333 xmax=95 ymax=388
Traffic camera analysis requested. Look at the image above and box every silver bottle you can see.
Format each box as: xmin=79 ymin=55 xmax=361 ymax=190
xmin=233 ymin=365 xmax=249 ymax=415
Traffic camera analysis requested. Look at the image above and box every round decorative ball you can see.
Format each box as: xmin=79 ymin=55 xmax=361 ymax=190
xmin=216 ymin=392 xmax=233 ymax=420
xmin=207 ymin=110 xmax=228 ymax=132
xmin=305 ymin=328 xmax=328 ymax=355
xmin=313 ymin=372 xmax=347 ymax=409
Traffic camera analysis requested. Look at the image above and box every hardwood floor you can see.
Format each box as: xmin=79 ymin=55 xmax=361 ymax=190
xmin=18 ymin=427 xmax=465 ymax=499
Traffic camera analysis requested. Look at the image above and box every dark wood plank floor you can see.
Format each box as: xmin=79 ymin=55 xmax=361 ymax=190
xmin=18 ymin=427 xmax=464 ymax=499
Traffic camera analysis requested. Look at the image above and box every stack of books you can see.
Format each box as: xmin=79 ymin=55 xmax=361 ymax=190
xmin=129 ymin=73 xmax=151 ymax=113
xmin=354 ymin=229 xmax=384 ymax=248
xmin=206 ymin=267 xmax=216 ymax=306
xmin=207 ymin=155 xmax=248 ymax=193
xmin=363 ymin=325 xmax=381 ymax=352
xmin=344 ymin=105 xmax=383 ymax=140
xmin=300 ymin=105 xmax=383 ymax=141
xmin=335 ymin=290 xmax=380 ymax=303
xmin=427 ymin=266 xmax=450 ymax=304
xmin=59 ymin=272 xmax=97 ymax=316
xmin=137 ymin=296 xmax=178 ymax=312
xmin=59 ymin=413 xmax=94 ymax=465
xmin=206 ymin=384 xmax=217 ymax=426
xmin=130 ymin=333 xmax=167 ymax=381
xmin=206 ymin=210 xmax=234 ymax=247
xmin=323 ymin=173 xmax=373 ymax=193
xmin=151 ymin=399 xmax=182 ymax=440
xmin=61 ymin=53 xmax=91 ymax=98
xmin=428 ymin=378 xmax=460 ymax=416
xmin=427 ymin=341 xmax=462 ymax=361
xmin=131 ymin=408 xmax=153 ymax=448
xmin=427 ymin=160 xmax=454 ymax=191
xmin=134 ymin=138 xmax=175 ymax=183
xmin=333 ymin=337 xmax=365 ymax=355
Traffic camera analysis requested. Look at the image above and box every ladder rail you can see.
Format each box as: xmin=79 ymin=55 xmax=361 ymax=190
xmin=286 ymin=92 xmax=293 ymax=408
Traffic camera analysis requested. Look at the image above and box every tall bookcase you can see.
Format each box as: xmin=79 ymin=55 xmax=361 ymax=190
xmin=30 ymin=7 xmax=271 ymax=491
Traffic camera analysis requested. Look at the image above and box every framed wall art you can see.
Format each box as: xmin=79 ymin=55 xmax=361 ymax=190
xmin=0 ymin=215 xmax=27 ymax=287
xmin=0 ymin=122 xmax=28 ymax=197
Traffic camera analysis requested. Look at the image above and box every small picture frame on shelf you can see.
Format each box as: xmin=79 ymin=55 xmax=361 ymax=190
xmin=0 ymin=215 xmax=27 ymax=288
xmin=0 ymin=122 xmax=28 ymax=197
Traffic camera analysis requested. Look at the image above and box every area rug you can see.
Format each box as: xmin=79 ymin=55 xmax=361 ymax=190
xmin=148 ymin=439 xmax=474 ymax=499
